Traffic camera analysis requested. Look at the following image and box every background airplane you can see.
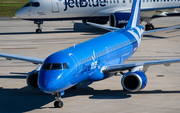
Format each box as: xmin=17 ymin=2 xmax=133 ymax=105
xmin=15 ymin=0 xmax=180 ymax=33
xmin=1 ymin=0 xmax=180 ymax=108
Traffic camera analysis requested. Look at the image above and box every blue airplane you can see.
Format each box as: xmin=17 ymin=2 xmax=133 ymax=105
xmin=0 ymin=0 xmax=180 ymax=108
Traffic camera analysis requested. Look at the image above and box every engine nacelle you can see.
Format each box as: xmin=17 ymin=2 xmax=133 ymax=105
xmin=26 ymin=65 xmax=41 ymax=90
xmin=109 ymin=12 xmax=131 ymax=28
xmin=121 ymin=71 xmax=147 ymax=92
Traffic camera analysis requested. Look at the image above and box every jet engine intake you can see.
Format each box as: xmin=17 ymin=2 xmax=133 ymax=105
xmin=109 ymin=12 xmax=131 ymax=28
xmin=26 ymin=65 xmax=41 ymax=90
xmin=121 ymin=71 xmax=147 ymax=92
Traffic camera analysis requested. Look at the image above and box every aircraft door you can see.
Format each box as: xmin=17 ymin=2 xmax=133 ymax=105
xmin=51 ymin=0 xmax=59 ymax=13
xmin=122 ymin=0 xmax=127 ymax=6
xmin=69 ymin=53 xmax=80 ymax=77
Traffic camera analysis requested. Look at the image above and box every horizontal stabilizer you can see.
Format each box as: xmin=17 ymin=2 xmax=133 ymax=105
xmin=86 ymin=22 xmax=119 ymax=31
xmin=143 ymin=25 xmax=180 ymax=34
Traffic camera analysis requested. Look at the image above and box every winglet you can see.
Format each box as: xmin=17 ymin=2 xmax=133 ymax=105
xmin=126 ymin=0 xmax=141 ymax=28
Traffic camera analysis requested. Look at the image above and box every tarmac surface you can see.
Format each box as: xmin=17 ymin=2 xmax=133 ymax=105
xmin=0 ymin=17 xmax=180 ymax=113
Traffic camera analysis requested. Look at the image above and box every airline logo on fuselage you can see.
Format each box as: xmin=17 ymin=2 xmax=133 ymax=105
xmin=64 ymin=0 xmax=106 ymax=11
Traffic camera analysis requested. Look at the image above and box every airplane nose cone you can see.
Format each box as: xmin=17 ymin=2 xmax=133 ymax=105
xmin=15 ymin=10 xmax=22 ymax=18
xmin=39 ymin=81 xmax=56 ymax=93
xmin=38 ymin=70 xmax=64 ymax=94
xmin=15 ymin=8 xmax=29 ymax=19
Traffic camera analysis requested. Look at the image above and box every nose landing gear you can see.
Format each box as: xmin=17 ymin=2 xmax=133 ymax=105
xmin=54 ymin=92 xmax=64 ymax=108
xmin=34 ymin=21 xmax=43 ymax=33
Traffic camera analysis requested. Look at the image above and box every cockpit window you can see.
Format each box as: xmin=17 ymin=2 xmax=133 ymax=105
xmin=42 ymin=63 xmax=51 ymax=70
xmin=41 ymin=63 xmax=68 ymax=70
xmin=24 ymin=2 xmax=40 ymax=7
xmin=32 ymin=2 xmax=40 ymax=7
xmin=63 ymin=63 xmax=69 ymax=69
xmin=24 ymin=2 xmax=33 ymax=7
xmin=51 ymin=63 xmax=63 ymax=70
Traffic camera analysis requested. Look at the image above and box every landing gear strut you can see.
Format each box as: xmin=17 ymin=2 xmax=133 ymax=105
xmin=145 ymin=23 xmax=154 ymax=31
xmin=34 ymin=21 xmax=43 ymax=33
xmin=54 ymin=92 xmax=63 ymax=108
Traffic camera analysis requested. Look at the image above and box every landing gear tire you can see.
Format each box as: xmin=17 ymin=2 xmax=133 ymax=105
xmin=145 ymin=24 xmax=154 ymax=31
xmin=54 ymin=92 xmax=63 ymax=108
xmin=54 ymin=101 xmax=63 ymax=108
xmin=36 ymin=29 xmax=42 ymax=33
xmin=34 ymin=21 xmax=43 ymax=34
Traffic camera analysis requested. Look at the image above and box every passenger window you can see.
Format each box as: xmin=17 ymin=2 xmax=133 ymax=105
xmin=24 ymin=2 xmax=33 ymax=7
xmin=88 ymin=57 xmax=90 ymax=61
xmin=32 ymin=2 xmax=40 ymax=7
xmin=63 ymin=63 xmax=69 ymax=69
xmin=83 ymin=59 xmax=85 ymax=63
xmin=81 ymin=60 xmax=83 ymax=64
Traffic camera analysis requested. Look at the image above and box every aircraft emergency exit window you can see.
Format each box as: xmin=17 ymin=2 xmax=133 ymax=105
xmin=42 ymin=63 xmax=51 ymax=70
xmin=24 ymin=2 xmax=33 ymax=7
xmin=63 ymin=63 xmax=70 ymax=69
xmin=32 ymin=2 xmax=40 ymax=7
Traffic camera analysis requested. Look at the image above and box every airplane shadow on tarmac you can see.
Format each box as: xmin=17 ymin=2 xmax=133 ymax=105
xmin=1 ymin=74 xmax=180 ymax=112
xmin=0 ymin=23 xmax=108 ymax=36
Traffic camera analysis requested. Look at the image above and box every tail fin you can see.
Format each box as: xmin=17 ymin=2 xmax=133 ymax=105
xmin=126 ymin=0 xmax=141 ymax=28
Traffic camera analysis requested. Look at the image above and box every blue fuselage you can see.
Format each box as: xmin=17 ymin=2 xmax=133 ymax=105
xmin=38 ymin=26 xmax=143 ymax=94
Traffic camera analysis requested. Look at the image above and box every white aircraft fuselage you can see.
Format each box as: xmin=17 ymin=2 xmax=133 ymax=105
xmin=16 ymin=0 xmax=180 ymax=20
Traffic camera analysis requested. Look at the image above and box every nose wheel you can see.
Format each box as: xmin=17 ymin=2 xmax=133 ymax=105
xmin=34 ymin=21 xmax=43 ymax=34
xmin=36 ymin=29 xmax=42 ymax=33
xmin=54 ymin=92 xmax=63 ymax=108
xmin=54 ymin=100 xmax=63 ymax=108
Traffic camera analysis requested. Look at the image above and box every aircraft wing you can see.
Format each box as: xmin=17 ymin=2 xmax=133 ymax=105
xmin=0 ymin=53 xmax=45 ymax=64
xmin=102 ymin=59 xmax=180 ymax=73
